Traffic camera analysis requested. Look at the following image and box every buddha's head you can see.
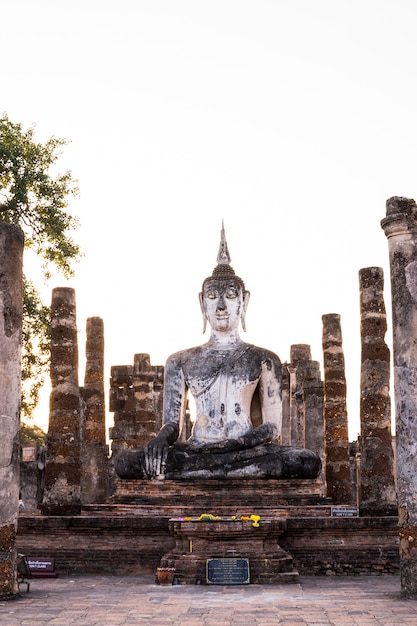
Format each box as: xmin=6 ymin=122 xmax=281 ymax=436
xmin=199 ymin=224 xmax=250 ymax=334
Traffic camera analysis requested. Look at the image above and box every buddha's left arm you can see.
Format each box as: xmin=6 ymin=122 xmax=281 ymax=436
xmin=257 ymin=356 xmax=282 ymax=439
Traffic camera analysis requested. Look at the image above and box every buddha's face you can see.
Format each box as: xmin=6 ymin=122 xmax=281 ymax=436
xmin=201 ymin=279 xmax=244 ymax=332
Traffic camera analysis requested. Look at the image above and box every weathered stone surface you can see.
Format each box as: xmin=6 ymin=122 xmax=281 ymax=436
xmin=114 ymin=441 xmax=322 ymax=480
xmin=161 ymin=518 xmax=298 ymax=584
xmin=41 ymin=288 xmax=81 ymax=515
xmin=81 ymin=317 xmax=109 ymax=504
xmin=15 ymin=512 xmax=399 ymax=577
xmin=110 ymin=477 xmax=324 ymax=509
xmin=290 ymin=346 xmax=308 ymax=448
xmin=322 ymin=314 xmax=352 ymax=505
xmin=0 ymin=222 xmax=23 ymax=598
xmin=283 ymin=516 xmax=399 ymax=576
xmin=282 ymin=346 xmax=325 ymax=493
xmin=381 ymin=196 xmax=417 ymax=597
xmin=358 ymin=267 xmax=397 ymax=516
xmin=287 ymin=364 xmax=298 ymax=445
xmin=109 ymin=354 xmax=165 ymax=457
xmin=20 ymin=448 xmax=43 ymax=511
xmin=290 ymin=346 xmax=324 ymax=464
xmin=280 ymin=365 xmax=291 ymax=445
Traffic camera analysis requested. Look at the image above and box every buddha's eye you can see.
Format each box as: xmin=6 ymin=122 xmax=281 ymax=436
xmin=205 ymin=289 xmax=219 ymax=299
xmin=225 ymin=287 xmax=238 ymax=298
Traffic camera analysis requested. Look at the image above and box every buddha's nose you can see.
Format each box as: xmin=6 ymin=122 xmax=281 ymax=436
xmin=217 ymin=295 xmax=226 ymax=311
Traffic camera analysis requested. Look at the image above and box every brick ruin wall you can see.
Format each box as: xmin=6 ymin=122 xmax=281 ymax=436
xmin=16 ymin=513 xmax=399 ymax=577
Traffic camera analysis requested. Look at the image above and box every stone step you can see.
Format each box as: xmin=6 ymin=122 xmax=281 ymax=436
xmin=110 ymin=477 xmax=327 ymax=508
xmin=82 ymin=503 xmax=333 ymax=518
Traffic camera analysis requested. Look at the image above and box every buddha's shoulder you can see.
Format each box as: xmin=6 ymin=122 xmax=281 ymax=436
xmin=247 ymin=344 xmax=282 ymax=366
xmin=165 ymin=345 xmax=207 ymax=365
xmin=165 ymin=343 xmax=281 ymax=366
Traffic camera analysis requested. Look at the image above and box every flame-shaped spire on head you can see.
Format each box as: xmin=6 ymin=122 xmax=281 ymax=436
xmin=202 ymin=221 xmax=245 ymax=291
xmin=216 ymin=220 xmax=231 ymax=265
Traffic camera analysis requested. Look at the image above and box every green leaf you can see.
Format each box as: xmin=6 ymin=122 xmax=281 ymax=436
xmin=1 ymin=113 xmax=81 ymax=417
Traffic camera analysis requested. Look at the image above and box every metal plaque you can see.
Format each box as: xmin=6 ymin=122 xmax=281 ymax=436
xmin=331 ymin=506 xmax=359 ymax=517
xmin=206 ymin=558 xmax=250 ymax=585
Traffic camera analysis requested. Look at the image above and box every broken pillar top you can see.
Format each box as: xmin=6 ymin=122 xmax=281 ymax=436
xmin=382 ymin=196 xmax=417 ymax=236
xmin=386 ymin=196 xmax=417 ymax=217
xmin=290 ymin=344 xmax=312 ymax=363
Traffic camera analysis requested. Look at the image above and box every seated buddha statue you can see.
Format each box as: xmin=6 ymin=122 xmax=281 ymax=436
xmin=114 ymin=225 xmax=321 ymax=480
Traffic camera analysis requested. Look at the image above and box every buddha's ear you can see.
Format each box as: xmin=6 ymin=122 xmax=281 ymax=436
xmin=241 ymin=290 xmax=250 ymax=332
xmin=199 ymin=291 xmax=207 ymax=334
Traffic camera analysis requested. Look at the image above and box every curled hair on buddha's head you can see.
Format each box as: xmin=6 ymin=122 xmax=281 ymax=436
xmin=202 ymin=264 xmax=246 ymax=293
xmin=201 ymin=221 xmax=246 ymax=292
xmin=199 ymin=221 xmax=250 ymax=333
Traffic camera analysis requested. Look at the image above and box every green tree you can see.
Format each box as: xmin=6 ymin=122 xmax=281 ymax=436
xmin=21 ymin=276 xmax=51 ymax=416
xmin=20 ymin=421 xmax=46 ymax=447
xmin=0 ymin=113 xmax=81 ymax=417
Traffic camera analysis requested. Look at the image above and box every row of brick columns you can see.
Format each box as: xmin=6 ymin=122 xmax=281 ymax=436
xmin=107 ymin=304 xmax=396 ymax=515
xmin=282 ymin=299 xmax=396 ymax=510
xmin=41 ymin=288 xmax=108 ymax=516
xmin=35 ymin=214 xmax=409 ymax=600
xmin=41 ymin=284 xmax=395 ymax=521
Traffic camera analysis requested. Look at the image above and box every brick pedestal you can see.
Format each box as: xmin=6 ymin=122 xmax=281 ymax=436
xmin=161 ymin=518 xmax=298 ymax=584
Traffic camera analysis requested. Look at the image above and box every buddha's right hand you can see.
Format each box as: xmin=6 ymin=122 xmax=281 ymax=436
xmin=144 ymin=423 xmax=179 ymax=477
xmin=144 ymin=436 xmax=166 ymax=477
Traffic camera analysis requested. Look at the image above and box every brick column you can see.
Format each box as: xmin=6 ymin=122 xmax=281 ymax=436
xmin=290 ymin=345 xmax=311 ymax=448
xmin=289 ymin=345 xmax=325 ymax=491
xmin=303 ymin=360 xmax=325 ymax=484
xmin=322 ymin=314 xmax=352 ymax=504
xmin=81 ymin=317 xmax=108 ymax=504
xmin=358 ymin=267 xmax=397 ymax=516
xmin=381 ymin=196 xmax=417 ymax=597
xmin=109 ymin=354 xmax=164 ymax=458
xmin=41 ymin=288 xmax=81 ymax=515
xmin=0 ymin=223 xmax=23 ymax=598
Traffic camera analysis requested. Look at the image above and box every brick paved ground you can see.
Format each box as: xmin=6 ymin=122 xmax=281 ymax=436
xmin=2 ymin=575 xmax=417 ymax=625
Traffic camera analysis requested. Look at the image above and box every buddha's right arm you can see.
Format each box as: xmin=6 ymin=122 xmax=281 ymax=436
xmin=162 ymin=353 xmax=187 ymax=427
xmin=144 ymin=354 xmax=186 ymax=477
xmin=154 ymin=422 xmax=180 ymax=445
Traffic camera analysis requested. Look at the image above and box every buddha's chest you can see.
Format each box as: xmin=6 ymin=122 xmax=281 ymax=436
xmin=190 ymin=374 xmax=255 ymax=441
xmin=184 ymin=359 xmax=260 ymax=403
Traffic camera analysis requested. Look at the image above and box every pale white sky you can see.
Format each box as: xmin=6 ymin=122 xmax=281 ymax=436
xmin=3 ymin=0 xmax=417 ymax=439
